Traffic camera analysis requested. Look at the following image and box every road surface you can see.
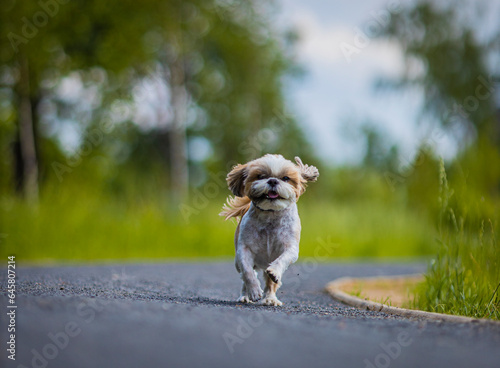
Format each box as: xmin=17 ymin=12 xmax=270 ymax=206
xmin=1 ymin=262 xmax=500 ymax=368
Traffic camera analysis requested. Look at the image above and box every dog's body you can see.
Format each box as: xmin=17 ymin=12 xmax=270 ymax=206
xmin=220 ymin=154 xmax=319 ymax=306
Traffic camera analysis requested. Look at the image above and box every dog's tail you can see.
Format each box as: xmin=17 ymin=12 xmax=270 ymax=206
xmin=219 ymin=196 xmax=251 ymax=221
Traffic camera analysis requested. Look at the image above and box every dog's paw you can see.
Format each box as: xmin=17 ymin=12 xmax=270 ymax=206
xmin=247 ymin=286 xmax=263 ymax=302
xmin=260 ymin=296 xmax=283 ymax=307
xmin=266 ymin=268 xmax=280 ymax=284
xmin=237 ymin=295 xmax=253 ymax=304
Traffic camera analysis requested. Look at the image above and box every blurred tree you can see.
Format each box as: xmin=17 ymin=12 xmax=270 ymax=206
xmin=381 ymin=0 xmax=498 ymax=144
xmin=0 ymin=0 xmax=312 ymax=202
xmin=178 ymin=0 xmax=312 ymax=166
xmin=361 ymin=123 xmax=399 ymax=172
xmin=380 ymin=0 xmax=500 ymax=200
xmin=0 ymin=0 xmax=158 ymax=200
xmin=128 ymin=0 xmax=313 ymax=197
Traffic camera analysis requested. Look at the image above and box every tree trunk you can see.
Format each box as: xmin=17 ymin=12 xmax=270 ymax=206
xmin=17 ymin=55 xmax=39 ymax=203
xmin=168 ymin=57 xmax=189 ymax=202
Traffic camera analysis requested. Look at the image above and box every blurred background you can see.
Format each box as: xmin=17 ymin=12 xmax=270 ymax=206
xmin=1 ymin=0 xmax=499 ymax=262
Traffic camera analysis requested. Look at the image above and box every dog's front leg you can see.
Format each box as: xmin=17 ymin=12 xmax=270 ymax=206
xmin=266 ymin=244 xmax=299 ymax=285
xmin=236 ymin=246 xmax=263 ymax=303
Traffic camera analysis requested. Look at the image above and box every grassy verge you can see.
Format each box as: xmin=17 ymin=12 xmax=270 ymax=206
xmin=341 ymin=276 xmax=422 ymax=308
xmin=410 ymin=162 xmax=500 ymax=320
xmin=0 ymin=178 xmax=437 ymax=262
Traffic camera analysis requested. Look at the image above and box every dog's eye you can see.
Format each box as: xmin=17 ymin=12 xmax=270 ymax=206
xmin=282 ymin=176 xmax=290 ymax=182
xmin=258 ymin=174 xmax=267 ymax=180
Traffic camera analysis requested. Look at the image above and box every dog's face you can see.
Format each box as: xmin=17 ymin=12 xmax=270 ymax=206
xmin=227 ymin=154 xmax=319 ymax=211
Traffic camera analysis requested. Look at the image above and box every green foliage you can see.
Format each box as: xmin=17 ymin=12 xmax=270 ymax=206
xmin=0 ymin=0 xmax=311 ymax=195
xmin=452 ymin=136 xmax=500 ymax=207
xmin=382 ymin=0 xmax=497 ymax=133
xmin=301 ymin=199 xmax=435 ymax=258
xmin=411 ymin=161 xmax=500 ymax=320
xmin=182 ymin=1 xmax=313 ymax=164
xmin=361 ymin=124 xmax=400 ymax=172
xmin=0 ymin=167 xmax=437 ymax=261
xmin=379 ymin=1 xmax=500 ymax=319
xmin=404 ymin=145 xmax=441 ymax=219
xmin=0 ymin=90 xmax=15 ymax=193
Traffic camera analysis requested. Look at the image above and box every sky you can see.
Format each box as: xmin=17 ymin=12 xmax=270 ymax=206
xmin=276 ymin=0 xmax=499 ymax=165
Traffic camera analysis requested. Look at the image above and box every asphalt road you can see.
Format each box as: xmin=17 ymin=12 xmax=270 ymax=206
xmin=1 ymin=261 xmax=500 ymax=368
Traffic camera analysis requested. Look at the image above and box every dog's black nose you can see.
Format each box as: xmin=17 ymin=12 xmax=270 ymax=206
xmin=267 ymin=178 xmax=278 ymax=186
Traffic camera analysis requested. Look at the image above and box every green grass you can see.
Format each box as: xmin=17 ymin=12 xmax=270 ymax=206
xmin=300 ymin=200 xmax=436 ymax=258
xmin=0 ymin=187 xmax=233 ymax=261
xmin=0 ymin=178 xmax=437 ymax=262
xmin=410 ymin=162 xmax=500 ymax=320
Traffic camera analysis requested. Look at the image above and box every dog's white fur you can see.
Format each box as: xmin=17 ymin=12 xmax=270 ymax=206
xmin=220 ymin=154 xmax=319 ymax=306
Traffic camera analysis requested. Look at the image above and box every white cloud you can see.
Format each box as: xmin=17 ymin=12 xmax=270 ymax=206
xmin=279 ymin=0 xmax=431 ymax=165
xmin=290 ymin=5 xmax=406 ymax=76
xmin=292 ymin=10 xmax=354 ymax=66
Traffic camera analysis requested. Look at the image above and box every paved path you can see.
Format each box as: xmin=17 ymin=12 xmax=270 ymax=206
xmin=1 ymin=262 xmax=500 ymax=368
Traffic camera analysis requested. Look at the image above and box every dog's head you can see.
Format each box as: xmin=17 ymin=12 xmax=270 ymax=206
xmin=226 ymin=154 xmax=319 ymax=211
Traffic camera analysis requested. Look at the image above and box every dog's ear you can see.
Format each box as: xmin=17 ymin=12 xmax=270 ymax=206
xmin=294 ymin=157 xmax=319 ymax=182
xmin=227 ymin=163 xmax=248 ymax=197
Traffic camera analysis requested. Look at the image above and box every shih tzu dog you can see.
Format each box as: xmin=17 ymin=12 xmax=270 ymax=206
xmin=220 ymin=154 xmax=319 ymax=306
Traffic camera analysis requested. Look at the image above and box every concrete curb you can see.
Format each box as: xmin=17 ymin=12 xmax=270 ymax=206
xmin=325 ymin=274 xmax=500 ymax=325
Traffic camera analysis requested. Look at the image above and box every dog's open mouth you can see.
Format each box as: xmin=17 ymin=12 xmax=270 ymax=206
xmin=266 ymin=190 xmax=280 ymax=200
